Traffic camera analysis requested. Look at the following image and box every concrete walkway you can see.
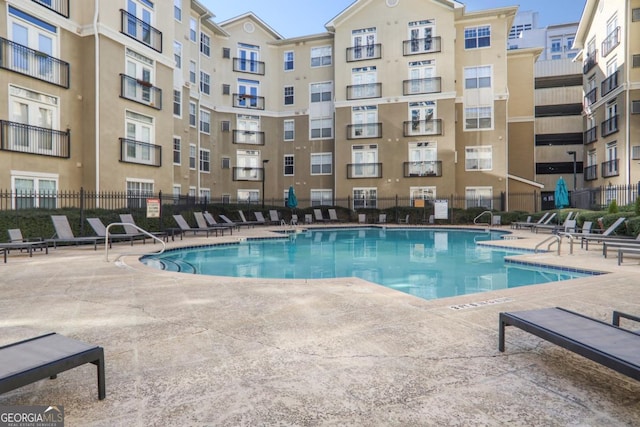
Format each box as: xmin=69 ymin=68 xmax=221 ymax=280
xmin=1 ymin=225 xmax=639 ymax=426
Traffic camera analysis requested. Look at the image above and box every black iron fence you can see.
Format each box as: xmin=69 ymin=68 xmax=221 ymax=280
xmin=571 ymin=183 xmax=640 ymax=210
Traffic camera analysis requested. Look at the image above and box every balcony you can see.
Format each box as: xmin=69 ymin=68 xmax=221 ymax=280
xmin=0 ymin=120 xmax=70 ymax=158
xmin=601 ymin=115 xmax=619 ymax=137
xmin=403 ymin=119 xmax=443 ymax=137
xmin=583 ymin=126 xmax=598 ymax=144
xmin=402 ymin=36 xmax=442 ymax=56
xmin=232 ymin=58 xmax=265 ymax=75
xmin=403 ymin=161 xmax=442 ymax=178
xmin=584 ymin=87 xmax=597 ymax=107
xmin=584 ymin=164 xmax=598 ymax=181
xmin=601 ymin=27 xmax=620 ymax=57
xmin=120 ymin=9 xmax=162 ymax=53
xmin=232 ymin=130 xmax=265 ymax=145
xmin=119 ymin=138 xmax=161 ymax=167
xmin=232 ymin=93 xmax=265 ymax=110
xmin=583 ymin=50 xmax=597 ymax=74
xmin=347 ymin=123 xmax=382 ymax=139
xmin=403 ymin=77 xmax=442 ymax=96
xmin=346 ymin=83 xmax=382 ymax=100
xmin=233 ymin=167 xmax=264 ymax=181
xmin=31 ymin=0 xmax=69 ymax=18
xmin=601 ymin=71 xmax=619 ymax=96
xmin=601 ymin=159 xmax=619 ymax=178
xmin=347 ymin=163 xmax=383 ymax=179
xmin=120 ymin=74 xmax=162 ymax=109
xmin=0 ymin=36 xmax=70 ymax=88
xmin=346 ymin=44 xmax=382 ymax=62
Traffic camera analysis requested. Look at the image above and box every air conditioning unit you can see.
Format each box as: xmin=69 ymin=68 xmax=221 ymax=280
xmin=632 ymin=100 xmax=640 ymax=114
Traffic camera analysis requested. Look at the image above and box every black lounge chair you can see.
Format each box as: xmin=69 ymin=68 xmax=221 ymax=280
xmin=173 ymin=214 xmax=217 ymax=237
xmin=0 ymin=229 xmax=49 ymax=261
xmin=87 ymin=218 xmax=137 ymax=247
xmin=118 ymin=214 xmax=167 ymax=242
xmin=193 ymin=212 xmax=231 ymax=236
xmin=46 ymin=215 xmax=103 ymax=250
xmin=499 ymin=307 xmax=640 ymax=382
xmin=0 ymin=332 xmax=105 ymax=400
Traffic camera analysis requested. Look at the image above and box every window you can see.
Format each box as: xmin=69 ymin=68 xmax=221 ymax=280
xmin=126 ymin=180 xmax=154 ymax=208
xmin=311 ymin=190 xmax=333 ymax=207
xmin=237 ymin=79 xmax=260 ymax=108
xmin=409 ymin=187 xmax=436 ymax=205
xmin=238 ymin=190 xmax=259 ymax=203
xmin=237 ymin=43 xmax=260 ymax=73
xmin=311 ymin=152 xmax=332 ymax=175
xmin=353 ymin=188 xmax=377 ymax=209
xmin=173 ymin=136 xmax=181 ymax=164
xmin=172 ymin=185 xmax=181 ymax=201
xmin=221 ymin=121 xmax=230 ymax=132
xmin=351 ymin=66 xmax=378 ymax=98
xmin=11 ymin=173 xmax=58 ymax=209
xmin=189 ymin=18 xmax=197 ymax=42
xmin=351 ymin=144 xmax=379 ymax=177
xmin=8 ymin=85 xmax=60 ymax=155
xmin=633 ymin=55 xmax=640 ymax=68
xmin=199 ymin=109 xmax=210 ymax=133
xmin=200 ymin=188 xmax=210 ymax=200
xmin=408 ymin=101 xmax=437 ymax=135
xmin=221 ymin=157 xmax=230 ymax=169
xmin=284 ymin=51 xmax=294 ymax=71
xmin=189 ymin=144 xmax=196 ymax=169
xmin=189 ymin=60 xmax=196 ymax=84
xmin=464 ymin=66 xmax=491 ymax=89
xmin=236 ymin=149 xmax=260 ymax=180
xmin=408 ymin=142 xmax=437 ymax=176
xmin=351 ymin=27 xmax=377 ymax=59
xmin=200 ymin=32 xmax=210 ymax=56
xmin=284 ymin=86 xmax=294 ymax=105
xmin=465 ymin=187 xmax=493 ymax=209
xmin=174 ymin=0 xmax=181 ymax=21
xmin=408 ymin=19 xmax=435 ymax=54
xmin=465 ymin=107 xmax=492 ymax=130
xmin=200 ymin=71 xmax=210 ymax=95
xmin=465 ymin=146 xmax=492 ymax=171
xmin=284 ymin=120 xmax=294 ymax=141
xmin=632 ymin=100 xmax=640 ymax=114
xmin=125 ymin=110 xmax=155 ymax=164
xmin=189 ymin=102 xmax=196 ymax=127
xmin=311 ymin=46 xmax=332 ymax=67
xmin=633 ymin=8 xmax=640 ymax=22
xmin=310 ymin=118 xmax=333 ymax=139
xmin=464 ymin=25 xmax=491 ymax=49
xmin=551 ymin=38 xmax=561 ymax=53
xmin=310 ymin=82 xmax=333 ymax=139
xmin=284 ymin=155 xmax=294 ymax=175
xmin=173 ymin=89 xmax=181 ymax=116
xmin=310 ymin=82 xmax=332 ymax=103
xmin=200 ymin=149 xmax=210 ymax=172
xmin=351 ymin=106 xmax=379 ymax=138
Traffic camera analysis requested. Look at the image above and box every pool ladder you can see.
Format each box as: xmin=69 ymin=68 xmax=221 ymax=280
xmin=104 ymin=222 xmax=166 ymax=262
xmin=534 ymin=233 xmax=575 ymax=255
xmin=473 ymin=211 xmax=493 ymax=227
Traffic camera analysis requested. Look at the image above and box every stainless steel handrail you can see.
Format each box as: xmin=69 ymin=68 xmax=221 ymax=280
xmin=473 ymin=210 xmax=493 ymax=226
xmin=535 ymin=234 xmax=562 ymax=255
xmin=104 ymin=222 xmax=166 ymax=262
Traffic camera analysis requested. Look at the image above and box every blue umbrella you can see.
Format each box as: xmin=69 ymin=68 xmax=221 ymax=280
xmin=287 ymin=186 xmax=298 ymax=209
xmin=554 ymin=177 xmax=569 ymax=209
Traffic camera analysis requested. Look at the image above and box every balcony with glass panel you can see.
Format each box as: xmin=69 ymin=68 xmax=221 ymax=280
xmin=233 ymin=167 xmax=264 ymax=181
xmin=402 ymin=36 xmax=441 ymax=56
xmin=31 ymin=0 xmax=69 ymax=18
xmin=347 ymin=163 xmax=383 ymax=179
xmin=347 ymin=123 xmax=382 ymax=139
xmin=601 ymin=159 xmax=619 ymax=178
xmin=232 ymin=130 xmax=265 ymax=145
xmin=601 ymin=115 xmax=619 ymax=137
xmin=583 ymin=126 xmax=598 ymax=144
xmin=0 ymin=36 xmax=70 ymax=88
xmin=119 ymin=138 xmax=161 ymax=167
xmin=403 ymin=161 xmax=442 ymax=177
xmin=346 ymin=44 xmax=382 ymax=62
xmin=584 ymin=87 xmax=597 ymax=107
xmin=232 ymin=58 xmax=265 ymax=75
xmin=232 ymin=94 xmax=265 ymax=110
xmin=601 ymin=71 xmax=619 ymax=96
xmin=601 ymin=27 xmax=620 ymax=57
xmin=403 ymin=119 xmax=443 ymax=137
xmin=583 ymin=50 xmax=597 ymax=74
xmin=346 ymin=83 xmax=382 ymax=100
xmin=120 ymin=9 xmax=163 ymax=53
xmin=583 ymin=164 xmax=598 ymax=181
xmin=0 ymin=120 xmax=70 ymax=158
xmin=120 ymin=74 xmax=162 ymax=109
xmin=403 ymin=77 xmax=441 ymax=96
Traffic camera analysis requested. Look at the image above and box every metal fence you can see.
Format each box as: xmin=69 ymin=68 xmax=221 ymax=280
xmin=572 ymin=183 xmax=640 ymax=210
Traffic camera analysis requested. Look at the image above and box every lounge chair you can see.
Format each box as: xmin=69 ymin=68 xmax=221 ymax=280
xmin=118 ymin=214 xmax=167 ymax=242
xmin=238 ymin=210 xmax=259 ymax=227
xmin=398 ymin=214 xmax=410 ymax=224
xmin=194 ymin=212 xmax=231 ymax=236
xmin=376 ymin=214 xmax=387 ymax=224
xmin=328 ymin=209 xmax=342 ymax=223
xmin=513 ymin=212 xmax=550 ymax=230
xmin=533 ymin=212 xmax=572 ymax=233
xmin=581 ymin=217 xmax=628 ymax=250
xmin=268 ymin=210 xmax=281 ymax=224
xmin=219 ymin=214 xmax=246 ymax=230
xmin=492 ymin=215 xmax=501 ymax=226
xmin=2 ymin=229 xmax=48 ymax=257
xmin=358 ymin=214 xmax=367 ymax=224
xmin=511 ymin=216 xmax=531 ymax=229
xmin=201 ymin=212 xmax=234 ymax=234
xmin=173 ymin=214 xmax=218 ymax=237
xmin=87 ymin=218 xmax=139 ymax=247
xmin=499 ymin=307 xmax=640 ymax=382
xmin=530 ymin=212 xmax=558 ymax=233
xmin=46 ymin=215 xmax=103 ymax=250
xmin=290 ymin=214 xmax=298 ymax=226
xmin=254 ymin=211 xmax=268 ymax=225
xmin=314 ymin=209 xmax=329 ymax=223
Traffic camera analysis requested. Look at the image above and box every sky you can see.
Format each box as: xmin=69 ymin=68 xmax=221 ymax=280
xmin=201 ymin=0 xmax=586 ymax=39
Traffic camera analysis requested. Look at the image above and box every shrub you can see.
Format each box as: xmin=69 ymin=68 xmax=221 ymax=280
xmin=608 ymin=199 xmax=619 ymax=214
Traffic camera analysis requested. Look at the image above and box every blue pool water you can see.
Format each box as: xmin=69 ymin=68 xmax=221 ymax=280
xmin=142 ymin=228 xmax=597 ymax=300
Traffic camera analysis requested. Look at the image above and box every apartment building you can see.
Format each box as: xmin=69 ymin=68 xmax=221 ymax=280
xmin=574 ymin=0 xmax=640 ymax=197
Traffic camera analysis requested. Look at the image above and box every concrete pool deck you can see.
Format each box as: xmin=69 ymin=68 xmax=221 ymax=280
xmin=1 ymin=224 xmax=639 ymax=426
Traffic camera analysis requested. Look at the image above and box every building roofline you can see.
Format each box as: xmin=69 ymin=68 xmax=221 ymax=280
xmin=508 ymin=174 xmax=545 ymax=189
xmin=218 ymin=12 xmax=284 ymax=40
xmin=574 ymin=0 xmax=596 ymax=49
xmin=269 ymin=32 xmax=334 ymax=46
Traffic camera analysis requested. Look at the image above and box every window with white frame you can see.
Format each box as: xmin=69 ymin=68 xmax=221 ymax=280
xmin=353 ymin=188 xmax=377 ymax=209
xmin=351 ymin=27 xmax=377 ymax=59
xmin=408 ymin=101 xmax=437 ymax=135
xmin=173 ymin=136 xmax=180 ymax=164
xmin=200 ymin=188 xmax=210 ymax=200
xmin=200 ymin=71 xmax=210 ymax=95
xmin=187 ymin=186 xmax=196 ymax=197
xmin=464 ymin=25 xmax=491 ymax=49
xmin=310 ymin=82 xmax=332 ymax=103
xmin=284 ymin=155 xmax=294 ymax=176
xmin=407 ymin=60 xmax=436 ymax=94
xmin=174 ymin=41 xmax=182 ymax=68
xmin=409 ymin=187 xmax=436 ymax=205
xmin=189 ymin=144 xmax=196 ymax=169
xmin=236 ymin=115 xmax=260 ymax=143
xmin=465 ymin=186 xmax=493 ymax=209
xmin=351 ymin=66 xmax=378 ymax=98
xmin=311 ymin=46 xmax=332 ymax=67
xmin=199 ymin=109 xmax=210 ymax=133
xmin=236 ymin=150 xmax=260 ymax=180
xmin=237 ymin=78 xmax=260 ymax=108
xmin=465 ymin=146 xmax=492 ymax=171
xmin=408 ymin=142 xmax=437 ymax=176
xmin=189 ymin=18 xmax=197 ymax=42
xmin=124 ymin=48 xmax=155 ymax=105
xmin=284 ymin=86 xmax=294 ymax=105
xmin=189 ymin=101 xmax=196 ymax=127
xmin=200 ymin=149 xmax=210 ymax=172
xmin=408 ymin=19 xmax=435 ymax=54
xmin=173 ymin=89 xmax=181 ymax=116
xmin=221 ymin=157 xmax=230 ymax=169
xmin=238 ymin=189 xmax=260 ymax=203
xmin=550 ymin=38 xmax=561 ymax=53
xmin=126 ymin=179 xmax=154 ymax=209
xmin=125 ymin=110 xmax=155 ymax=164
xmin=8 ymin=85 xmax=59 ymax=155
xmin=465 ymin=106 xmax=492 ymax=130
xmin=311 ymin=189 xmax=333 ymax=207
xmin=310 ymin=82 xmax=333 ymax=139
xmin=284 ymin=51 xmax=294 ymax=71
xmin=200 ymin=32 xmax=210 ymax=56
xmin=237 ymin=43 xmax=260 ymax=73
xmin=284 ymin=120 xmax=294 ymax=141
xmin=11 ymin=172 xmax=58 ymax=209
xmin=351 ymin=106 xmax=379 ymax=138
xmin=173 ymin=0 xmax=181 ymax=21
xmin=172 ymin=184 xmax=181 ymax=201
xmin=352 ymin=144 xmax=379 ymax=177
xmin=464 ymin=66 xmax=491 ymax=89
xmin=311 ymin=152 xmax=332 ymax=175
xmin=189 ymin=60 xmax=196 ymax=84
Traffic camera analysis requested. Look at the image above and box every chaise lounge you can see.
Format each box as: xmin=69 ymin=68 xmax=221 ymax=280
xmin=46 ymin=215 xmax=103 ymax=250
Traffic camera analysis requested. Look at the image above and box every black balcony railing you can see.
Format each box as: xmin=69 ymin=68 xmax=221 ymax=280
xmin=403 ymin=161 xmax=442 ymax=177
xmin=0 ymin=36 xmax=70 ymax=88
xmin=347 ymin=163 xmax=383 ymax=179
xmin=601 ymin=115 xmax=619 ymax=137
xmin=346 ymin=44 xmax=382 ymax=62
xmin=583 ymin=50 xmax=597 ymax=74
xmin=0 ymin=120 xmax=70 ymax=158
xmin=232 ymin=93 xmax=265 ymax=110
xmin=346 ymin=83 xmax=382 ymax=100
xmin=601 ymin=27 xmax=620 ymax=57
xmin=403 ymin=77 xmax=442 ymax=95
xmin=584 ymin=87 xmax=597 ymax=107
xmin=601 ymin=71 xmax=619 ymax=96
xmin=31 ymin=0 xmax=69 ymax=18
xmin=347 ymin=123 xmax=382 ymax=139
xmin=232 ymin=130 xmax=265 ymax=145
xmin=402 ymin=36 xmax=442 ymax=56
xmin=601 ymin=159 xmax=619 ymax=178
xmin=403 ymin=119 xmax=443 ymax=136
xmin=120 ymin=74 xmax=162 ymax=109
xmin=232 ymin=58 xmax=265 ymax=75
xmin=233 ymin=167 xmax=264 ymax=181
xmin=120 ymin=9 xmax=162 ymax=53
xmin=584 ymin=164 xmax=598 ymax=181
xmin=119 ymin=138 xmax=161 ymax=167
xmin=583 ymin=126 xmax=598 ymax=144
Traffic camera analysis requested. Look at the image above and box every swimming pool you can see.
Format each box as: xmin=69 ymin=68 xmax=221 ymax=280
xmin=142 ymin=228 xmax=597 ymax=300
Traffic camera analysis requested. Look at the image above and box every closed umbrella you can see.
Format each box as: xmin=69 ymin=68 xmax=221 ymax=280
xmin=554 ymin=177 xmax=569 ymax=209
xmin=287 ymin=186 xmax=298 ymax=209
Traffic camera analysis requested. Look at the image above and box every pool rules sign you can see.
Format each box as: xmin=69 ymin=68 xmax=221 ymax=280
xmin=434 ymin=199 xmax=448 ymax=220
xmin=146 ymin=198 xmax=161 ymax=218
